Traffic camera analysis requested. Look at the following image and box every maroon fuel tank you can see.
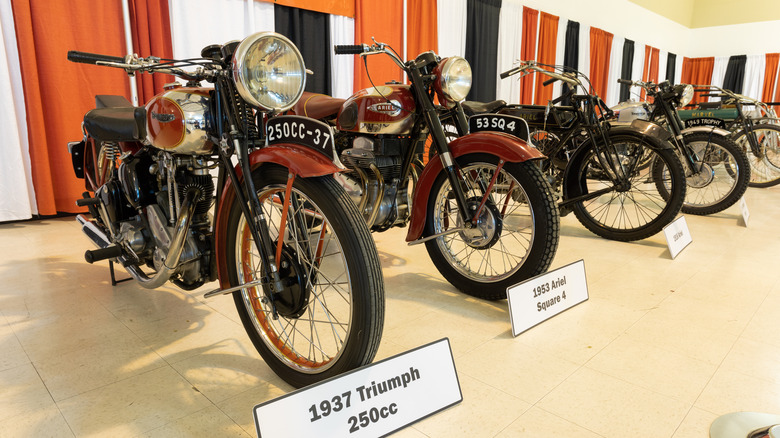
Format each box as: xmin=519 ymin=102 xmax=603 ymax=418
xmin=144 ymin=86 xmax=215 ymax=154
xmin=336 ymin=85 xmax=417 ymax=134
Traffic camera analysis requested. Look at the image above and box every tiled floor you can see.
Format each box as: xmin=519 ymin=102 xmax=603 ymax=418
xmin=1 ymin=185 xmax=779 ymax=437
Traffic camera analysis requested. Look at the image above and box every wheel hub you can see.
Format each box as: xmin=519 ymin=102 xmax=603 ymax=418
xmin=687 ymin=163 xmax=715 ymax=188
xmin=269 ymin=244 xmax=310 ymax=318
xmin=457 ymin=197 xmax=503 ymax=249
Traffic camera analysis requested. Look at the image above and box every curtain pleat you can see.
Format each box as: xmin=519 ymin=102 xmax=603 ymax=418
xmin=11 ymin=0 xmax=130 ymax=215
xmin=329 ymin=14 xmax=354 ymax=99
xmin=640 ymin=46 xmax=658 ymax=100
xmin=464 ymin=0 xmax=501 ymax=102
xmin=128 ymin=0 xmax=174 ymax=102
xmin=275 ymin=5 xmax=332 ymax=95
xmin=519 ymin=6 xmax=538 ymax=104
xmin=436 ymin=0 xmax=466 ymax=58
xmin=495 ymin=0 xmax=523 ymax=103
xmin=762 ymin=53 xmax=779 ymax=103
xmin=743 ymin=54 xmax=765 ymax=102
xmin=1 ymin=0 xmax=35 ymax=220
xmin=407 ymin=0 xmax=437 ymax=62
xmin=666 ymin=53 xmax=677 ymax=84
xmin=619 ymin=39 xmax=634 ymax=102
xmin=681 ymin=57 xmax=714 ymax=105
xmin=561 ymin=19 xmax=579 ymax=106
xmin=588 ymin=27 xmax=613 ymax=100
xmin=577 ymin=23 xmax=590 ymax=88
xmin=605 ymin=33 xmax=623 ymax=107
xmin=723 ymin=54 xmax=747 ymax=94
xmin=552 ymin=14 xmax=567 ymax=100
xmin=710 ymin=56 xmax=728 ymax=101
xmin=353 ymin=0 xmax=403 ymax=92
xmin=533 ymin=12 xmax=559 ymax=105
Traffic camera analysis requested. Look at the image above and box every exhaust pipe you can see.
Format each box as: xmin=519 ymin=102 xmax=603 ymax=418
xmin=76 ymin=188 xmax=202 ymax=289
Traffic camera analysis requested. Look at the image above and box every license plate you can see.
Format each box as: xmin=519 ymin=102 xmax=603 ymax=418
xmin=469 ymin=114 xmax=530 ymax=142
xmin=266 ymin=115 xmax=337 ymax=161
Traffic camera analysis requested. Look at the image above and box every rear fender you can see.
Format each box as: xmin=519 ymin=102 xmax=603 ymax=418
xmin=680 ymin=125 xmax=732 ymax=138
xmin=405 ymin=131 xmax=545 ymax=242
xmin=214 ymin=144 xmax=342 ymax=289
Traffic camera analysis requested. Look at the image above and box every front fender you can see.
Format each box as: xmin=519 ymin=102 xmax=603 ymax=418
xmin=405 ymin=131 xmax=545 ymax=242
xmin=680 ymin=125 xmax=732 ymax=138
xmin=214 ymin=144 xmax=342 ymax=289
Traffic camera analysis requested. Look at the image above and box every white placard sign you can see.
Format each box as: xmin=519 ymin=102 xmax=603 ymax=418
xmin=506 ymin=260 xmax=588 ymax=336
xmin=253 ymin=338 xmax=462 ymax=438
xmin=663 ymin=215 xmax=692 ymax=259
xmin=739 ymin=196 xmax=750 ymax=227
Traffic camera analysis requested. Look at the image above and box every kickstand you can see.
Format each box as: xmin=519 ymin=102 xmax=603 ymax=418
xmin=109 ymin=260 xmax=131 ymax=286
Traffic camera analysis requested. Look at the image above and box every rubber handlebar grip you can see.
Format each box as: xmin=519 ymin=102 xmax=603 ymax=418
xmin=543 ymin=77 xmax=556 ymax=86
xmin=500 ymin=67 xmax=520 ymax=79
xmin=67 ymin=51 xmax=125 ymax=65
xmin=334 ymin=45 xmax=366 ymax=55
xmin=617 ymin=78 xmax=633 ymax=85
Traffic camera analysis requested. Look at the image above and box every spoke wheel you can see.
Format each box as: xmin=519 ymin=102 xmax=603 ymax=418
xmin=225 ymin=165 xmax=383 ymax=388
xmin=568 ymin=133 xmax=685 ymax=241
xmin=424 ymin=154 xmax=559 ymax=300
xmin=733 ymin=123 xmax=780 ymax=187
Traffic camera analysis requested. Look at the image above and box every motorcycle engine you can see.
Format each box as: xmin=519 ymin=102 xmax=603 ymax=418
xmin=335 ymin=135 xmax=418 ymax=230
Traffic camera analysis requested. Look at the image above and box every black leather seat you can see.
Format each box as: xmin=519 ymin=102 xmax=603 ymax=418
xmin=84 ymin=95 xmax=146 ymax=142
xmin=461 ymin=100 xmax=507 ymax=117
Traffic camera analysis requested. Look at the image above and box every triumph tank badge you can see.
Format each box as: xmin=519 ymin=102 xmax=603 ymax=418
xmin=151 ymin=111 xmax=175 ymax=123
xmin=368 ymin=101 xmax=402 ymax=117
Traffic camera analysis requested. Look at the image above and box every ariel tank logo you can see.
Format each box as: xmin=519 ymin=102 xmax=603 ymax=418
xmin=368 ymin=100 xmax=402 ymax=117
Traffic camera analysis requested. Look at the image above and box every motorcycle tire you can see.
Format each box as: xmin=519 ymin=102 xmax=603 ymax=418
xmin=732 ymin=123 xmax=780 ymax=188
xmin=655 ymin=132 xmax=749 ymax=215
xmin=568 ymin=133 xmax=685 ymax=242
xmin=224 ymin=165 xmax=384 ymax=388
xmin=424 ymin=154 xmax=560 ymax=301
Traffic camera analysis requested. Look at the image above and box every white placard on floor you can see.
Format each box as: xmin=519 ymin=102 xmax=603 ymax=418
xmin=506 ymin=260 xmax=589 ymax=336
xmin=253 ymin=338 xmax=462 ymax=438
xmin=739 ymin=197 xmax=750 ymax=227
xmin=663 ymin=215 xmax=693 ymax=259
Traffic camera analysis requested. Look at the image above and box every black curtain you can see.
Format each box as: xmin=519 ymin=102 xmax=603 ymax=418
xmin=723 ymin=55 xmax=747 ymax=94
xmin=666 ymin=53 xmax=677 ymax=84
xmin=274 ymin=5 xmax=331 ymax=95
xmin=561 ymin=20 xmax=579 ymax=106
xmin=619 ymin=39 xmax=634 ymax=102
xmin=464 ymin=0 xmax=501 ymax=102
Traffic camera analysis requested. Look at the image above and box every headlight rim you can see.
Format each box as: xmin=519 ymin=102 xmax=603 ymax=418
xmin=436 ymin=56 xmax=472 ymax=104
xmin=678 ymin=84 xmax=694 ymax=108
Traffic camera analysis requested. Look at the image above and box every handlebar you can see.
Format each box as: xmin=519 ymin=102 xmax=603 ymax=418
xmin=67 ymin=51 xmax=126 ymax=65
xmin=617 ymin=78 xmax=633 ymax=86
xmin=334 ymin=44 xmax=369 ymax=55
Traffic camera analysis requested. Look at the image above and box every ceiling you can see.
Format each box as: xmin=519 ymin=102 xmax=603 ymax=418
xmin=628 ymin=0 xmax=780 ymax=28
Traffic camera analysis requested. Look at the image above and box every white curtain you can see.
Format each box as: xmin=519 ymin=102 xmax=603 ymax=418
xmin=658 ymin=50 xmax=668 ymax=84
xmin=627 ymin=43 xmax=644 ymax=102
xmin=577 ymin=25 xmax=589 ymax=93
xmin=605 ymin=35 xmax=624 ymax=107
xmin=169 ymin=0 xmax=275 ymax=59
xmin=0 ymin=0 xmax=36 ymax=221
xmin=552 ymin=14 xmax=567 ymax=101
xmin=437 ymin=0 xmax=467 ymax=59
xmin=674 ymin=54 xmax=683 ymax=86
xmin=329 ymin=15 xmax=354 ymax=98
xmin=495 ymin=0 xmax=523 ymax=104
xmin=743 ymin=54 xmax=765 ymax=101
xmin=709 ymin=56 xmax=729 ymax=101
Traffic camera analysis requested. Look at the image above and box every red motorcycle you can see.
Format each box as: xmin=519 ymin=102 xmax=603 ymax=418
xmin=67 ymin=32 xmax=384 ymax=388
xmin=285 ymin=41 xmax=560 ymax=300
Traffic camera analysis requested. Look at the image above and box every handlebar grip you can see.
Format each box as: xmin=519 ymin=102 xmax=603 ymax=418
xmin=617 ymin=78 xmax=633 ymax=85
xmin=67 ymin=51 xmax=125 ymax=65
xmin=334 ymin=44 xmax=367 ymax=55
xmin=500 ymin=67 xmax=521 ymax=79
xmin=700 ymin=93 xmax=722 ymax=97
xmin=542 ymin=77 xmax=557 ymax=86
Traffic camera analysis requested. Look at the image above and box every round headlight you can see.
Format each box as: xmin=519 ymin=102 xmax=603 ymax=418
xmin=232 ymin=32 xmax=306 ymax=112
xmin=678 ymin=84 xmax=694 ymax=108
xmin=437 ymin=57 xmax=472 ymax=103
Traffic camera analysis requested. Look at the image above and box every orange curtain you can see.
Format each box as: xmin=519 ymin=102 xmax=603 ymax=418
xmin=533 ymin=12 xmax=559 ymax=105
xmin=519 ymin=6 xmax=539 ymax=104
xmin=353 ymin=0 xmax=404 ymax=92
xmin=589 ymin=27 xmax=613 ymax=100
xmin=762 ymin=53 xmax=779 ymax=103
xmin=12 ymin=0 xmax=130 ymax=215
xmin=407 ymin=0 xmax=437 ymax=62
xmin=640 ymin=45 xmax=659 ymax=101
xmin=681 ymin=57 xmax=714 ymax=106
xmin=129 ymin=0 xmax=175 ymax=102
xmin=262 ymin=0 xmax=354 ymax=17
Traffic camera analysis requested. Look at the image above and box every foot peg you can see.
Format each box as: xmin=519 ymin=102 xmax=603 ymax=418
xmin=76 ymin=196 xmax=101 ymax=207
xmin=84 ymin=245 xmax=122 ymax=264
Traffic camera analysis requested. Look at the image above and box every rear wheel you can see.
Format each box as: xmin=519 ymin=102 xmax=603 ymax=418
xmin=424 ymin=154 xmax=560 ymax=300
xmin=732 ymin=123 xmax=780 ymax=187
xmin=225 ymin=165 xmax=384 ymax=388
xmin=568 ymin=133 xmax=685 ymax=241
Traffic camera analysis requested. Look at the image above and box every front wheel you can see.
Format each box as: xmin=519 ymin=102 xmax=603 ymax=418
xmin=732 ymin=123 xmax=780 ymax=187
xmin=224 ymin=165 xmax=384 ymax=388
xmin=567 ymin=134 xmax=685 ymax=241
xmin=424 ymin=154 xmax=560 ymax=300
xmin=657 ymin=132 xmax=749 ymax=215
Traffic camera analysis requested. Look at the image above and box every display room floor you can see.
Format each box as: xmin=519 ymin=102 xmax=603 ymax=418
xmin=1 ymin=185 xmax=779 ymax=438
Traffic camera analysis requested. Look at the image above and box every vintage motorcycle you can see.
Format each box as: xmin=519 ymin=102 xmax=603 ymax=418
xmin=463 ymin=61 xmax=686 ymax=242
xmin=611 ymin=79 xmax=750 ymax=215
xmin=288 ymin=41 xmax=560 ymax=300
xmin=67 ymin=32 xmax=384 ymax=388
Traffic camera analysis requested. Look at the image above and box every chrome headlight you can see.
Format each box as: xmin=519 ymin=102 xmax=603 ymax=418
xmin=437 ymin=56 xmax=472 ymax=103
xmin=678 ymin=84 xmax=694 ymax=108
xmin=232 ymin=32 xmax=306 ymax=112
